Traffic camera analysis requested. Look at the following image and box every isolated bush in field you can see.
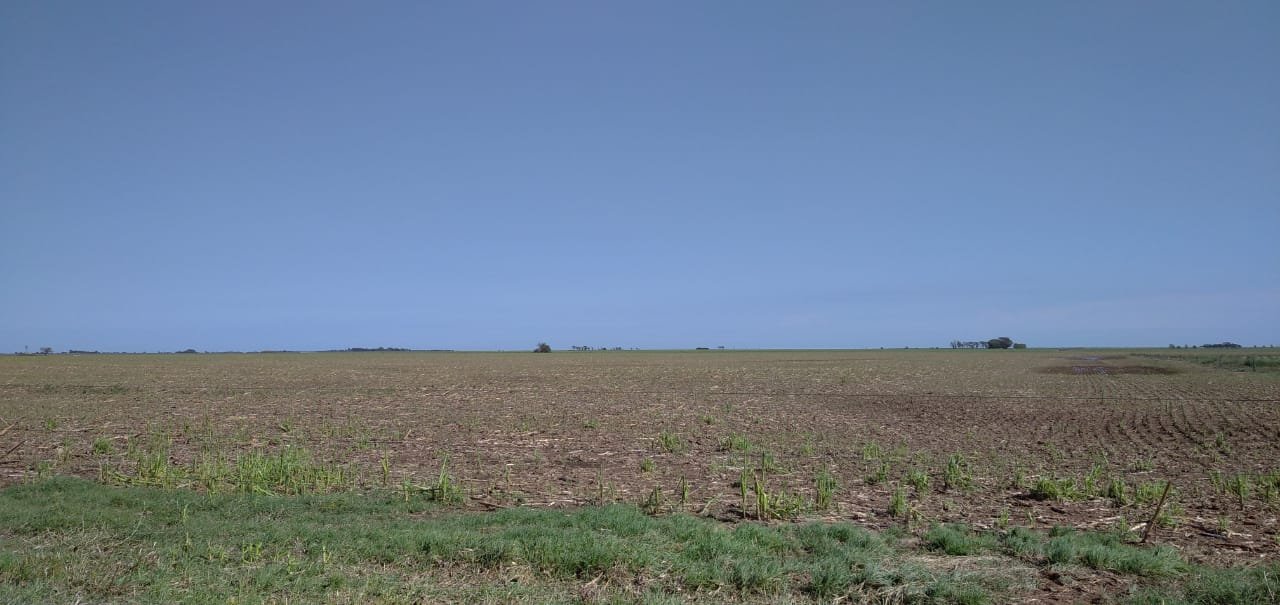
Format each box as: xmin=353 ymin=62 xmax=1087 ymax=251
xmin=533 ymin=343 xmax=551 ymax=353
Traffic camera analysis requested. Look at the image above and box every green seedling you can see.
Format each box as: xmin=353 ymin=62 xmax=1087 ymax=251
xmin=814 ymin=467 xmax=837 ymax=511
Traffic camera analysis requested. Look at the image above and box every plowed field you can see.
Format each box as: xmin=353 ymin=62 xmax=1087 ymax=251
xmin=2 ymin=349 xmax=1278 ymax=566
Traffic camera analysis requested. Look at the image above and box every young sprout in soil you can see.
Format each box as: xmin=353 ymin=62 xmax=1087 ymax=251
xmin=888 ymin=485 xmax=908 ymax=519
xmin=814 ymin=467 xmax=837 ymax=511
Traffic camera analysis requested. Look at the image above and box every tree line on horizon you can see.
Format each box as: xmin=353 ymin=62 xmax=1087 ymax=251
xmin=950 ymin=337 xmax=1022 ymax=349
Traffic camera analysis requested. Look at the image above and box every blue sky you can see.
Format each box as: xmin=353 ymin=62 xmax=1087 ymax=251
xmin=3 ymin=2 xmax=1277 ymax=351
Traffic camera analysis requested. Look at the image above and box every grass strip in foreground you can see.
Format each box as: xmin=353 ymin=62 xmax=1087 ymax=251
xmin=0 ymin=478 xmax=1275 ymax=604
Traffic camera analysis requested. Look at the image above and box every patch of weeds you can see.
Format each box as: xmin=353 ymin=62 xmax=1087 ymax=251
xmin=1107 ymin=477 xmax=1130 ymax=507
xmin=1130 ymin=456 xmax=1156 ymax=473
xmin=1044 ymin=528 xmax=1182 ymax=576
xmin=1001 ymin=526 xmax=1042 ymax=559
xmin=719 ymin=433 xmax=752 ymax=453
xmin=582 ymin=419 xmax=599 ymax=429
xmin=906 ymin=468 xmax=930 ymax=495
xmin=425 ymin=456 xmax=465 ymax=504
xmin=33 ymin=460 xmax=55 ymax=478
xmin=744 ymin=464 xmax=803 ymax=521
xmin=657 ymin=430 xmax=686 ymax=454
xmin=641 ymin=487 xmax=665 ymax=515
xmin=1258 ymin=470 xmax=1280 ymax=506
xmin=1043 ymin=443 xmax=1065 ymax=463
xmin=1080 ymin=462 xmax=1106 ymax=498
xmin=943 ymin=454 xmax=972 ymax=492
xmin=233 ymin=447 xmax=350 ymax=495
xmin=640 ymin=458 xmax=656 ymax=473
xmin=1009 ymin=465 xmax=1028 ymax=489
xmin=813 ymin=468 xmax=837 ymax=511
xmin=805 ymin=558 xmax=853 ymax=599
xmin=924 ymin=523 xmax=997 ymax=556
xmin=1156 ymin=501 xmax=1183 ymax=529
xmin=1227 ymin=474 xmax=1250 ymax=511
xmin=758 ymin=451 xmax=781 ymax=474
xmin=862 ymin=441 xmax=884 ymax=461
xmin=888 ymin=486 xmax=908 ymax=519
xmin=91 ymin=438 xmax=113 ymax=456
xmin=996 ymin=508 xmax=1011 ymax=530
xmin=1135 ymin=481 xmax=1171 ymax=506
xmin=1212 ymin=432 xmax=1232 ymax=455
xmin=1209 ymin=469 xmax=1226 ymax=494
xmin=1029 ymin=476 xmax=1080 ymax=502
xmin=865 ymin=461 xmax=890 ymax=485
xmin=1135 ymin=563 xmax=1280 ymax=604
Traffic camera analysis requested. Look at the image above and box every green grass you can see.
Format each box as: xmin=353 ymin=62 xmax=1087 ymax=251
xmin=924 ymin=523 xmax=999 ymax=556
xmin=1141 ymin=350 xmax=1280 ymax=373
xmin=0 ymin=478 xmax=1274 ymax=603
xmin=1029 ymin=476 xmax=1082 ymax=502
xmin=1041 ymin=527 xmax=1182 ymax=576
xmin=0 ymin=477 xmax=1011 ymax=603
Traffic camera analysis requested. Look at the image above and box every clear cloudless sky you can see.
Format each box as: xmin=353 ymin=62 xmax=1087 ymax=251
xmin=2 ymin=1 xmax=1278 ymax=352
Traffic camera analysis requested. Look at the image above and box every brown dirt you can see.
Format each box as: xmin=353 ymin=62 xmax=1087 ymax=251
xmin=2 ymin=350 xmax=1278 ymax=575
xmin=1040 ymin=365 xmax=1181 ymax=375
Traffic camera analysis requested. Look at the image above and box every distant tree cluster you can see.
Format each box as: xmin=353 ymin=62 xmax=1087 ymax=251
xmin=534 ymin=343 xmax=552 ymax=353
xmin=950 ymin=337 xmax=1023 ymax=349
xmin=1201 ymin=342 xmax=1243 ymax=349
